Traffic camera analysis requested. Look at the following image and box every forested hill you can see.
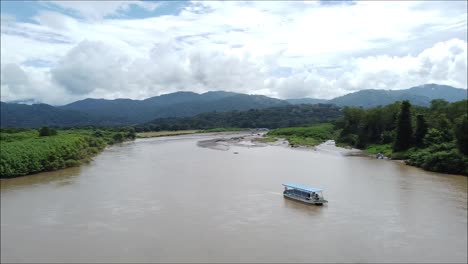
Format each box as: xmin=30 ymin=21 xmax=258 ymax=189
xmin=1 ymin=84 xmax=466 ymax=128
xmin=135 ymin=104 xmax=342 ymax=131
xmin=0 ymin=102 xmax=97 ymax=128
xmin=1 ymin=92 xmax=289 ymax=128
xmin=327 ymin=84 xmax=466 ymax=108
xmin=60 ymin=91 xmax=288 ymax=124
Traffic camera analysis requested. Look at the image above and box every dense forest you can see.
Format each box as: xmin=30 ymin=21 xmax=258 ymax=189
xmin=136 ymin=104 xmax=342 ymax=131
xmin=334 ymin=99 xmax=467 ymax=175
xmin=0 ymin=127 xmax=136 ymax=178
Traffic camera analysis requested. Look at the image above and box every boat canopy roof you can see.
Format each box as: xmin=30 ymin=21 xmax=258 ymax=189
xmin=282 ymin=183 xmax=323 ymax=193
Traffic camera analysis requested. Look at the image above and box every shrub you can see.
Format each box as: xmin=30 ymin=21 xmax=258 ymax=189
xmin=423 ymin=128 xmax=445 ymax=146
xmin=407 ymin=146 xmax=468 ymax=175
xmin=64 ymin=159 xmax=81 ymax=167
xmin=112 ymin=133 xmax=124 ymax=143
xmin=338 ymin=134 xmax=358 ymax=147
xmin=38 ymin=127 xmax=49 ymax=136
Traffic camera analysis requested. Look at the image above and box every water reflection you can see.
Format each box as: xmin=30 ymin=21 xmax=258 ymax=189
xmin=283 ymin=198 xmax=326 ymax=215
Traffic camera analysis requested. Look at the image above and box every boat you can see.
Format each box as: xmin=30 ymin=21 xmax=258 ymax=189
xmin=282 ymin=183 xmax=328 ymax=205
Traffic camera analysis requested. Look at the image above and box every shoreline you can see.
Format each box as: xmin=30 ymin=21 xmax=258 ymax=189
xmin=277 ymin=138 xmax=466 ymax=176
xmin=136 ymin=130 xmax=200 ymax=138
xmin=3 ymin=131 xmax=464 ymax=180
xmin=1 ymin=131 xmax=252 ymax=180
xmin=0 ymin=131 xmax=134 ymax=180
xmin=136 ymin=128 xmax=253 ymax=139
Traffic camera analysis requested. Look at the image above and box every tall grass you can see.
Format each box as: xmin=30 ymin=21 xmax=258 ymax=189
xmin=267 ymin=123 xmax=336 ymax=147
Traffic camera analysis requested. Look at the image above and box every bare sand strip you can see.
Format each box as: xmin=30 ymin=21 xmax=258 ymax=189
xmin=197 ymin=135 xmax=363 ymax=158
xmin=197 ymin=133 xmax=269 ymax=151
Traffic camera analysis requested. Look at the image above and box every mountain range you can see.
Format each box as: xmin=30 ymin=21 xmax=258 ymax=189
xmin=1 ymin=84 xmax=466 ymax=128
xmin=327 ymin=84 xmax=466 ymax=108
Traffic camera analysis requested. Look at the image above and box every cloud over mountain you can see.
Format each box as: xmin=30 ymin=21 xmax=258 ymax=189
xmin=1 ymin=1 xmax=466 ymax=104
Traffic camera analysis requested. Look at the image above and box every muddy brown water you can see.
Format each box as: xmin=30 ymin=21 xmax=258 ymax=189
xmin=1 ymin=132 xmax=467 ymax=263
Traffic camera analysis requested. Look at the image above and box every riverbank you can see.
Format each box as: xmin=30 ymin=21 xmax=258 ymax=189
xmin=136 ymin=130 xmax=199 ymax=138
xmin=266 ymin=123 xmax=467 ymax=176
xmin=0 ymin=128 xmax=135 ymax=178
xmin=333 ymin=100 xmax=467 ymax=176
xmin=1 ymin=128 xmax=253 ymax=178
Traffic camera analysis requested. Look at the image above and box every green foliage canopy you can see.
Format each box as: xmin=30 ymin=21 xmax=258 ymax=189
xmin=393 ymin=100 xmax=413 ymax=152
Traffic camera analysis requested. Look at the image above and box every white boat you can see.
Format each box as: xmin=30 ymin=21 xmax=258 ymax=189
xmin=282 ymin=183 xmax=328 ymax=205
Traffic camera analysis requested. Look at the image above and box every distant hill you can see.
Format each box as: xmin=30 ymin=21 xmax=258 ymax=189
xmin=404 ymin=84 xmax=467 ymax=102
xmin=2 ymin=84 xmax=466 ymax=128
xmin=328 ymin=84 xmax=466 ymax=108
xmin=60 ymin=91 xmax=288 ymax=124
xmin=2 ymin=91 xmax=289 ymax=128
xmin=0 ymin=102 xmax=97 ymax=128
xmin=137 ymin=104 xmax=343 ymax=131
xmin=286 ymin=98 xmax=328 ymax=105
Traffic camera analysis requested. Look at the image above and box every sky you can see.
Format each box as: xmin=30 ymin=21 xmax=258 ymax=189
xmin=1 ymin=0 xmax=467 ymax=105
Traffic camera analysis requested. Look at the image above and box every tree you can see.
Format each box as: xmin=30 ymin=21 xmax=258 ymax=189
xmin=393 ymin=100 xmax=413 ymax=151
xmin=414 ymin=114 xmax=428 ymax=147
xmin=112 ymin=133 xmax=124 ymax=143
xmin=454 ymin=114 xmax=468 ymax=155
xmin=430 ymin=99 xmax=449 ymax=112
xmin=423 ymin=128 xmax=444 ymax=146
xmin=38 ymin=126 xmax=57 ymax=137
xmin=436 ymin=114 xmax=453 ymax=142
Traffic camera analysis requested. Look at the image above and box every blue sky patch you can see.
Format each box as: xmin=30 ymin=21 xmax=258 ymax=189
xmin=22 ymin=59 xmax=55 ymax=68
xmin=111 ymin=1 xmax=189 ymax=19
xmin=1 ymin=1 xmax=42 ymax=23
xmin=0 ymin=0 xmax=190 ymax=23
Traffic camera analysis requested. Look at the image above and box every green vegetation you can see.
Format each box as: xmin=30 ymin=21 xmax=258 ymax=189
xmin=454 ymin=114 xmax=468 ymax=155
xmin=393 ymin=100 xmax=413 ymax=152
xmin=0 ymin=127 xmax=136 ymax=178
xmin=267 ymin=123 xmax=336 ymax=147
xmin=38 ymin=126 xmax=57 ymax=136
xmin=414 ymin=114 xmax=428 ymax=147
xmin=365 ymin=144 xmax=392 ymax=157
xmin=335 ymin=99 xmax=468 ymax=175
xmin=136 ymin=104 xmax=342 ymax=131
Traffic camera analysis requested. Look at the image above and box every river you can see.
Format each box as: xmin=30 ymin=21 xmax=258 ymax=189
xmin=1 ymin=132 xmax=467 ymax=263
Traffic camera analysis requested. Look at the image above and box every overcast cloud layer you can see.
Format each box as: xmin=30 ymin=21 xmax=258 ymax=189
xmin=1 ymin=1 xmax=467 ymax=105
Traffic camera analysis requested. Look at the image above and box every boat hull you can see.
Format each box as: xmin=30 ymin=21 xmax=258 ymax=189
xmin=283 ymin=193 xmax=327 ymax=205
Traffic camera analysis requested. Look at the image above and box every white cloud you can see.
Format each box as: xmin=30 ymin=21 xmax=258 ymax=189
xmin=0 ymin=63 xmax=70 ymax=105
xmin=51 ymin=40 xmax=131 ymax=95
xmin=0 ymin=1 xmax=466 ymax=104
xmin=271 ymin=38 xmax=468 ymax=99
xmin=1 ymin=63 xmax=30 ymax=98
